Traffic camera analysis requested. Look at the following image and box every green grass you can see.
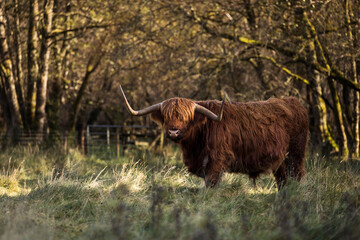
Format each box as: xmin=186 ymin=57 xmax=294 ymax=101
xmin=0 ymin=146 xmax=360 ymax=239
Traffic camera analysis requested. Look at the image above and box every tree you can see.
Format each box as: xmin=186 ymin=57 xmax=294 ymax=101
xmin=0 ymin=0 xmax=359 ymax=161
xmin=0 ymin=3 xmax=21 ymax=136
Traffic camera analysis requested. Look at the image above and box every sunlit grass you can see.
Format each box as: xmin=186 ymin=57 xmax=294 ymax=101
xmin=0 ymin=146 xmax=360 ymax=239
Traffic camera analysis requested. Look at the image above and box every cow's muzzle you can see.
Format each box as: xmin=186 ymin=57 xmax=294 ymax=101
xmin=166 ymin=129 xmax=183 ymax=141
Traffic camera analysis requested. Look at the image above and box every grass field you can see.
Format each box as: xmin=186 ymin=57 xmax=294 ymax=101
xmin=0 ymin=145 xmax=360 ymax=240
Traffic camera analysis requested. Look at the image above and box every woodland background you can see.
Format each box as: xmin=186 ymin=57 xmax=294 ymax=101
xmin=1 ymin=1 xmax=360 ymax=239
xmin=1 ymin=0 xmax=360 ymax=160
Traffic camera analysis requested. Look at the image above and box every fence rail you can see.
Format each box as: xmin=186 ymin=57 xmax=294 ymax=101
xmin=0 ymin=125 xmax=162 ymax=159
xmin=86 ymin=124 xmax=161 ymax=158
xmin=0 ymin=131 xmax=77 ymax=151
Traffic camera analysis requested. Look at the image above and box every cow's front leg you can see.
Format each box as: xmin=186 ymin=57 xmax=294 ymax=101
xmin=204 ymin=170 xmax=222 ymax=188
xmin=203 ymin=156 xmax=222 ymax=187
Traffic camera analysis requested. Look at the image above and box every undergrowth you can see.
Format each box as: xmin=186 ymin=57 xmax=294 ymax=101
xmin=0 ymin=146 xmax=359 ymax=239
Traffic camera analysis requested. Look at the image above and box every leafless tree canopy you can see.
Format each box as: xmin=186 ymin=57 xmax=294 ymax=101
xmin=0 ymin=0 xmax=359 ymax=159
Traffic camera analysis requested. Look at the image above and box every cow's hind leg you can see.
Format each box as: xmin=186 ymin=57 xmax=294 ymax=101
xmin=273 ymin=162 xmax=287 ymax=190
xmin=287 ymin=131 xmax=307 ymax=181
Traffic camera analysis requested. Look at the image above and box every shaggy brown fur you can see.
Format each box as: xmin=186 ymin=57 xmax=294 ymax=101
xmin=150 ymin=97 xmax=309 ymax=189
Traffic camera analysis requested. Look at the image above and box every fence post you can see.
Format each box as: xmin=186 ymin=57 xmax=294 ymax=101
xmin=63 ymin=132 xmax=68 ymax=153
xmin=81 ymin=128 xmax=85 ymax=153
xmin=116 ymin=128 xmax=120 ymax=158
xmin=107 ymin=127 xmax=110 ymax=157
xmin=86 ymin=125 xmax=90 ymax=155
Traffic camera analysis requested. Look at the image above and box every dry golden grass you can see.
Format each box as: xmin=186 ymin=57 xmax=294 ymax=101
xmin=0 ymin=146 xmax=360 ymax=239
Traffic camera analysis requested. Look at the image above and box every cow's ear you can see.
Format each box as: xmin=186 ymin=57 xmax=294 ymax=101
xmin=150 ymin=111 xmax=164 ymax=125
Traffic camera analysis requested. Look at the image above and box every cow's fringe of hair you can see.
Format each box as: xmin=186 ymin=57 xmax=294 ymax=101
xmin=161 ymin=98 xmax=195 ymax=123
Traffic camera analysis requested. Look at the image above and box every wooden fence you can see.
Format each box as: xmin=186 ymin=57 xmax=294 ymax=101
xmin=85 ymin=124 xmax=161 ymax=158
xmin=0 ymin=125 xmax=162 ymax=159
xmin=0 ymin=131 xmax=76 ymax=151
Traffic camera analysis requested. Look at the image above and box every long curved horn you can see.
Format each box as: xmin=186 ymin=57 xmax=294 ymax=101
xmin=195 ymin=97 xmax=225 ymax=122
xmin=120 ymin=85 xmax=162 ymax=116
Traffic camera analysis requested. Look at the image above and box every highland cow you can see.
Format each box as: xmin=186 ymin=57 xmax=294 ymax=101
xmin=120 ymin=86 xmax=308 ymax=189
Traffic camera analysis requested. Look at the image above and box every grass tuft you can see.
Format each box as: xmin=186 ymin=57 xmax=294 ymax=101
xmin=0 ymin=146 xmax=360 ymax=239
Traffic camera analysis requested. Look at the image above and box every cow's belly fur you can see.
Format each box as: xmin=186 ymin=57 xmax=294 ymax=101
xmin=183 ymin=138 xmax=289 ymax=182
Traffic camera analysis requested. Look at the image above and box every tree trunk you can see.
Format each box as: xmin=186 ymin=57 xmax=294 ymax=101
xmin=0 ymin=5 xmax=22 ymax=134
xmin=328 ymin=78 xmax=349 ymax=160
xmin=244 ymin=0 xmax=273 ymax=98
xmin=68 ymin=34 xmax=107 ymax=131
xmin=34 ymin=0 xmax=54 ymax=136
xmin=299 ymin=5 xmax=339 ymax=154
xmin=48 ymin=43 xmax=67 ymax=132
xmin=11 ymin=0 xmax=26 ymax=129
xmin=313 ymin=70 xmax=339 ymax=153
xmin=342 ymin=86 xmax=353 ymax=142
xmin=355 ymin=60 xmax=360 ymax=158
xmin=26 ymin=0 xmax=39 ymax=130
xmin=47 ymin=0 xmax=70 ymax=133
xmin=302 ymin=8 xmax=349 ymax=158
xmin=345 ymin=0 xmax=359 ymax=158
xmin=68 ymin=54 xmax=102 ymax=131
xmin=306 ymin=85 xmax=320 ymax=149
xmin=308 ymin=40 xmax=338 ymax=152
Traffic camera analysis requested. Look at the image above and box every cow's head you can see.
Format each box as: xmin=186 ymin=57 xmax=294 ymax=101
xmin=120 ymin=86 xmax=224 ymax=142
